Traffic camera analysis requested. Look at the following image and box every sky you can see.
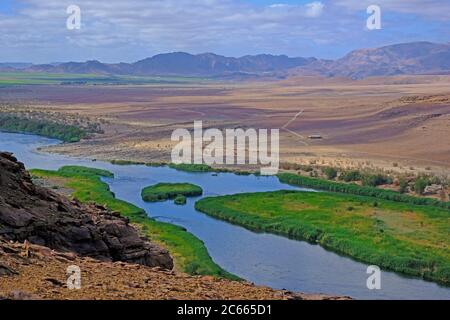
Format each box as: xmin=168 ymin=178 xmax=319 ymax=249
xmin=0 ymin=0 xmax=449 ymax=63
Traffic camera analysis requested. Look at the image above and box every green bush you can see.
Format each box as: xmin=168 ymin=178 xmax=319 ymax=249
xmin=324 ymin=167 xmax=338 ymax=180
xmin=399 ymin=178 xmax=408 ymax=194
xmin=174 ymin=194 xmax=187 ymax=205
xmin=141 ymin=183 xmax=203 ymax=202
xmin=362 ymin=174 xmax=392 ymax=187
xmin=415 ymin=178 xmax=429 ymax=195
xmin=339 ymin=170 xmax=362 ymax=182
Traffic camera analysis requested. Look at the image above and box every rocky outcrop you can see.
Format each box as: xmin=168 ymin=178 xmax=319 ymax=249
xmin=0 ymin=152 xmax=173 ymax=269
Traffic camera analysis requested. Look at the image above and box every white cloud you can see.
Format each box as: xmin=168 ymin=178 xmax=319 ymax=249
xmin=0 ymin=0 xmax=332 ymax=60
xmin=0 ymin=0 xmax=448 ymax=62
xmin=305 ymin=2 xmax=325 ymax=18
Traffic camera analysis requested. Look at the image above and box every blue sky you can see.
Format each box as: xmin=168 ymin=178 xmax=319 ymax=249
xmin=0 ymin=0 xmax=13 ymax=13
xmin=0 ymin=0 xmax=449 ymax=63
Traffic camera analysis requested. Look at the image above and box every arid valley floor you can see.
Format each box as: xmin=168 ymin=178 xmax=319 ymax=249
xmin=2 ymin=75 xmax=449 ymax=176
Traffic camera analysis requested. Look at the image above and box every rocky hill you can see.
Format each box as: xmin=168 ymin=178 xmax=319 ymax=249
xmin=292 ymin=41 xmax=450 ymax=79
xmin=0 ymin=152 xmax=172 ymax=268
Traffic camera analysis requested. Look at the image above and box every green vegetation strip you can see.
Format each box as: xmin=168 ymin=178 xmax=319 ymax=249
xmin=0 ymin=115 xmax=87 ymax=142
xmin=141 ymin=183 xmax=203 ymax=202
xmin=167 ymin=163 xmax=254 ymax=175
xmin=168 ymin=163 xmax=221 ymax=173
xmin=0 ymin=72 xmax=211 ymax=86
xmin=30 ymin=166 xmax=237 ymax=279
xmin=278 ymin=173 xmax=450 ymax=210
xmin=195 ymin=190 xmax=450 ymax=285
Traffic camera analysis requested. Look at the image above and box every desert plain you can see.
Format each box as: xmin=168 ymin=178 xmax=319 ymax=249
xmin=1 ymin=74 xmax=449 ymax=176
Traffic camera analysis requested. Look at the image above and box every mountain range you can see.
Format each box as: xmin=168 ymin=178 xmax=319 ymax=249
xmin=2 ymin=41 xmax=450 ymax=79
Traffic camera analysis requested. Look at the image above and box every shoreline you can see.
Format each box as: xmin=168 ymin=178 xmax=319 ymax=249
xmin=2 ymin=131 xmax=450 ymax=299
xmin=196 ymin=191 xmax=450 ymax=287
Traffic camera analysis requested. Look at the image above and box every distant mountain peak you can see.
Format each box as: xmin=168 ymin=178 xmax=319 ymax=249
xmin=5 ymin=41 xmax=450 ymax=79
xmin=293 ymin=41 xmax=450 ymax=79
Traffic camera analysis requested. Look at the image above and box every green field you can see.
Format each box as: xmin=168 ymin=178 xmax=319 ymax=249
xmin=195 ymin=190 xmax=450 ymax=285
xmin=141 ymin=182 xmax=203 ymax=202
xmin=30 ymin=166 xmax=237 ymax=279
xmin=0 ymin=72 xmax=209 ymax=86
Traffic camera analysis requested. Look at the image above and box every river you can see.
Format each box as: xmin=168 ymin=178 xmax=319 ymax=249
xmin=0 ymin=131 xmax=449 ymax=300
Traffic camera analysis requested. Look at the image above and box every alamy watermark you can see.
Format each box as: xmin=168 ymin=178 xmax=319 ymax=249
xmin=67 ymin=265 xmax=81 ymax=290
xmin=367 ymin=5 xmax=382 ymax=30
xmin=66 ymin=5 xmax=81 ymax=30
xmin=366 ymin=265 xmax=381 ymax=290
xmin=171 ymin=121 xmax=279 ymax=175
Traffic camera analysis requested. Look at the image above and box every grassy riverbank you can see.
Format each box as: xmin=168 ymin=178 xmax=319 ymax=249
xmin=278 ymin=173 xmax=450 ymax=210
xmin=168 ymin=163 xmax=218 ymax=173
xmin=195 ymin=190 xmax=450 ymax=285
xmin=142 ymin=183 xmax=203 ymax=202
xmin=30 ymin=166 xmax=238 ymax=279
xmin=0 ymin=115 xmax=88 ymax=142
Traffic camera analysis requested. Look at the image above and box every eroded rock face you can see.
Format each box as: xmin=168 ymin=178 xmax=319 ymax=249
xmin=0 ymin=152 xmax=173 ymax=269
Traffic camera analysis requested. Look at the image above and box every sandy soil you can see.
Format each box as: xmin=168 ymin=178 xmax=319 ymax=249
xmin=0 ymin=240 xmax=348 ymax=300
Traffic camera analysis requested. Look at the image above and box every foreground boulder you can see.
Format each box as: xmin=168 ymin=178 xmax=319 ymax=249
xmin=0 ymin=152 xmax=173 ymax=269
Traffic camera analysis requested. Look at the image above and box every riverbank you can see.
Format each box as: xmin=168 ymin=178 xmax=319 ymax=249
xmin=195 ymin=190 xmax=450 ymax=285
xmin=30 ymin=166 xmax=238 ymax=279
xmin=278 ymin=173 xmax=450 ymax=210
xmin=0 ymin=115 xmax=88 ymax=143
xmin=3 ymin=130 xmax=450 ymax=299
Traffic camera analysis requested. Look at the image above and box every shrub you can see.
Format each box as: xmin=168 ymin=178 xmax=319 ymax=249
xmin=174 ymin=195 xmax=187 ymax=205
xmin=415 ymin=178 xmax=428 ymax=195
xmin=339 ymin=170 xmax=362 ymax=182
xmin=324 ymin=167 xmax=338 ymax=180
xmin=362 ymin=174 xmax=392 ymax=187
xmin=399 ymin=178 xmax=408 ymax=194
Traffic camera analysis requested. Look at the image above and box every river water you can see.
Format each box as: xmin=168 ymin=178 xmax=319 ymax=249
xmin=0 ymin=131 xmax=449 ymax=300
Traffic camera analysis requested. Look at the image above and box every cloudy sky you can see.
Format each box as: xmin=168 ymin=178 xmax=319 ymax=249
xmin=0 ymin=0 xmax=449 ymax=63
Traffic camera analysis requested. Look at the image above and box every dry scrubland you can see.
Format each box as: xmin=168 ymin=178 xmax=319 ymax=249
xmin=0 ymin=75 xmax=449 ymax=176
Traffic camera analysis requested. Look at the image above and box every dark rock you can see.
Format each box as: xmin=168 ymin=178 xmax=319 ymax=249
xmin=0 ymin=152 xmax=173 ymax=269
xmin=0 ymin=263 xmax=18 ymax=276
xmin=44 ymin=278 xmax=64 ymax=287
